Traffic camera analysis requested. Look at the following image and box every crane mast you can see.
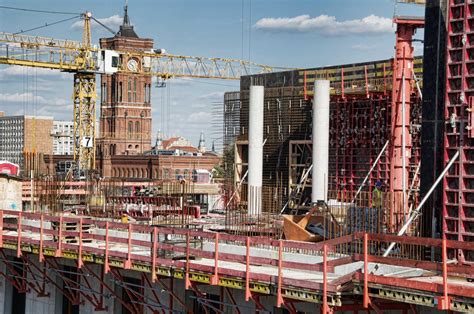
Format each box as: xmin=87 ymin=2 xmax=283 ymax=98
xmin=73 ymin=12 xmax=96 ymax=171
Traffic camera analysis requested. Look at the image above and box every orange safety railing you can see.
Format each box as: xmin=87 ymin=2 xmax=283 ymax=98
xmin=0 ymin=209 xmax=472 ymax=312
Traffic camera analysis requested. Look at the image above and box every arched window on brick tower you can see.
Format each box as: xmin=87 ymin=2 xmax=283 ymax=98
xmin=133 ymin=78 xmax=137 ymax=102
xmin=135 ymin=121 xmax=140 ymax=138
xmin=128 ymin=121 xmax=133 ymax=139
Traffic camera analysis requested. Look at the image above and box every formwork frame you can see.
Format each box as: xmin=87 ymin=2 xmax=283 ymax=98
xmin=444 ymin=0 xmax=474 ymax=264
xmin=225 ymin=57 xmax=424 ymax=227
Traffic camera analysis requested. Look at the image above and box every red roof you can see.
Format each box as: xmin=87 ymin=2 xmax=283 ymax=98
xmin=171 ymin=146 xmax=198 ymax=153
xmin=162 ymin=137 xmax=181 ymax=149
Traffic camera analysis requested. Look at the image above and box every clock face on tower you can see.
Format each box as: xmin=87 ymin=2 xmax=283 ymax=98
xmin=127 ymin=59 xmax=139 ymax=72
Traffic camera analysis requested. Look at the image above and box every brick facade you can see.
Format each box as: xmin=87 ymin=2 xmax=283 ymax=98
xmin=0 ymin=115 xmax=53 ymax=167
xmin=44 ymin=153 xmax=220 ymax=180
xmin=24 ymin=117 xmax=53 ymax=155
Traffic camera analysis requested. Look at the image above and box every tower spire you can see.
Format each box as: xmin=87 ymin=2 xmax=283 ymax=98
xmin=198 ymin=130 xmax=206 ymax=153
xmin=116 ymin=0 xmax=139 ymax=38
xmin=123 ymin=0 xmax=130 ymax=26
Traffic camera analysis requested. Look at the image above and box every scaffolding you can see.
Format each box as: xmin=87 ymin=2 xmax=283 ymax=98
xmin=223 ymin=58 xmax=423 ymax=238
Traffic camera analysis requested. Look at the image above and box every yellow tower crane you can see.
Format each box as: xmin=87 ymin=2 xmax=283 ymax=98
xmin=0 ymin=12 xmax=280 ymax=173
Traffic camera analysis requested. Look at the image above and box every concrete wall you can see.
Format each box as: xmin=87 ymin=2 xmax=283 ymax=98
xmin=24 ymin=256 xmax=57 ymax=314
xmin=0 ymin=176 xmax=22 ymax=211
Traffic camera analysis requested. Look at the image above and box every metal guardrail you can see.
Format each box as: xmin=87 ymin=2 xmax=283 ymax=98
xmin=0 ymin=209 xmax=472 ymax=311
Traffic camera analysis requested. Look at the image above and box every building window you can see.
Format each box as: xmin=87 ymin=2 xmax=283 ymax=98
xmin=111 ymin=77 xmax=116 ymax=102
xmin=163 ymin=169 xmax=169 ymax=179
xmin=135 ymin=121 xmax=140 ymax=136
xmin=144 ymin=84 xmax=148 ymax=104
xmin=133 ymin=78 xmax=137 ymax=102
xmin=144 ymin=83 xmax=151 ymax=104
xmin=128 ymin=121 xmax=133 ymax=138
xmin=101 ymin=83 xmax=107 ymax=103
xmin=128 ymin=79 xmax=132 ymax=102
xmin=183 ymin=169 xmax=189 ymax=179
xmin=119 ymin=82 xmax=123 ymax=102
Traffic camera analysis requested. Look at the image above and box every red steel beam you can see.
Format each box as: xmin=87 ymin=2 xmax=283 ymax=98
xmin=245 ymin=236 xmax=251 ymax=302
xmin=277 ymin=240 xmax=283 ymax=308
xmin=363 ymin=233 xmax=370 ymax=309
xmin=211 ymin=232 xmax=219 ymax=285
xmin=437 ymin=238 xmax=451 ymax=310
xmin=322 ymin=244 xmax=329 ymax=314
xmin=389 ymin=17 xmax=425 ymax=231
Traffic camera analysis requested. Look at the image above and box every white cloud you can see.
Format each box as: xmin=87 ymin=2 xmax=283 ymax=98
xmin=254 ymin=14 xmax=394 ymax=36
xmin=187 ymin=111 xmax=212 ymax=122
xmin=0 ymin=66 xmax=71 ymax=80
xmin=71 ymin=15 xmax=122 ymax=33
xmin=0 ymin=92 xmax=68 ymax=107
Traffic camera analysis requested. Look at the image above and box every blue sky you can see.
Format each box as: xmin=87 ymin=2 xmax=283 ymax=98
xmin=0 ymin=0 xmax=424 ymax=149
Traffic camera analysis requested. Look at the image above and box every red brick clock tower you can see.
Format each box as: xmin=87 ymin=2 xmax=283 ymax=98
xmin=98 ymin=5 xmax=153 ymax=156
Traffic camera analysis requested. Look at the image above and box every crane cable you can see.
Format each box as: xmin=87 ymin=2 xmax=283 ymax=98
xmin=0 ymin=5 xmax=80 ymax=15
xmin=91 ymin=16 xmax=116 ymax=35
xmin=13 ymin=15 xmax=80 ymax=35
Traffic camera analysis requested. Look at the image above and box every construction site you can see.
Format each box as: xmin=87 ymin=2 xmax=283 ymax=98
xmin=0 ymin=0 xmax=473 ymax=313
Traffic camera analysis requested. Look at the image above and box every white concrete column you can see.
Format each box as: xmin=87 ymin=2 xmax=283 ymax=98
xmin=248 ymin=85 xmax=264 ymax=216
xmin=312 ymin=80 xmax=330 ymax=203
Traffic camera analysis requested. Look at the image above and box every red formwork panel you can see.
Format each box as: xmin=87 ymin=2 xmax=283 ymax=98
xmin=329 ymin=96 xmax=391 ymax=197
xmin=444 ymin=0 xmax=474 ymax=263
xmin=329 ymin=95 xmax=421 ymax=210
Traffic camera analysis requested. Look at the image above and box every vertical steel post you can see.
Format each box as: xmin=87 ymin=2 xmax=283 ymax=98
xmin=438 ymin=238 xmax=451 ymax=310
xmin=39 ymin=213 xmax=44 ymax=262
xmin=78 ymin=218 xmax=83 ymax=268
xmin=55 ymin=215 xmax=63 ymax=257
xmin=341 ymin=67 xmax=345 ymax=100
xmin=16 ymin=211 xmax=22 ymax=257
xmin=277 ymin=240 xmax=283 ymax=308
xmin=390 ymin=18 xmax=424 ymax=231
xmin=245 ymin=237 xmax=251 ymax=301
xmin=104 ymin=221 xmax=110 ymax=273
xmin=363 ymin=233 xmax=370 ymax=308
xmin=151 ymin=227 xmax=158 ymax=282
xmin=322 ymin=244 xmax=328 ymax=314
xmin=364 ymin=65 xmax=369 ymax=98
xmin=185 ymin=231 xmax=191 ymax=289
xmin=125 ymin=223 xmax=132 ymax=269
xmin=211 ymin=232 xmax=219 ymax=285
xmin=0 ymin=210 xmax=4 ymax=248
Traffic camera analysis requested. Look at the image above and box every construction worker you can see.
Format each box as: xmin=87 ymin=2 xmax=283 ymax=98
xmin=121 ymin=213 xmax=129 ymax=224
xmin=372 ymin=180 xmax=383 ymax=209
